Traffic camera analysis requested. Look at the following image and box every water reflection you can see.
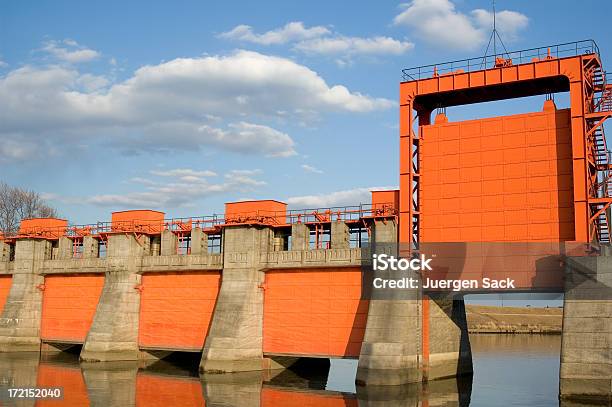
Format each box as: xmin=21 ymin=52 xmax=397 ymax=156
xmin=0 ymin=335 xmax=606 ymax=406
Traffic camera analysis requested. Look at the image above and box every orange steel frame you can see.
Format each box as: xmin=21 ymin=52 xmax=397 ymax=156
xmin=399 ymin=39 xmax=612 ymax=378
xmin=400 ymin=40 xmax=612 ymax=247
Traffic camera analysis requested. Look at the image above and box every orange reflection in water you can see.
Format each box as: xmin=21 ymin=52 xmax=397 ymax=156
xmin=136 ymin=373 xmax=205 ymax=407
xmin=261 ymin=387 xmax=357 ymax=407
xmin=36 ymin=363 xmax=89 ymax=407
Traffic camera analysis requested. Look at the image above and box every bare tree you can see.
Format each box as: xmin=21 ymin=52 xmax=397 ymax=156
xmin=0 ymin=183 xmax=58 ymax=234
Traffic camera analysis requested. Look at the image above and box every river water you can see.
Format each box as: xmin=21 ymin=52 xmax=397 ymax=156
xmin=0 ymin=334 xmax=602 ymax=406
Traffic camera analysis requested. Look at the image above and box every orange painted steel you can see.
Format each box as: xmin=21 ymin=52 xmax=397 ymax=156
xmin=262 ymin=388 xmax=357 ymax=407
xmin=18 ymin=217 xmax=68 ymax=239
xmin=111 ymin=209 xmax=165 ymax=233
xmin=0 ymin=275 xmax=11 ymax=314
xmin=2 ymin=197 xmax=398 ymax=243
xmin=225 ymin=199 xmax=287 ymax=225
xmin=263 ymin=267 xmax=368 ymax=358
xmin=399 ymin=42 xmax=612 ymax=247
xmin=37 ymin=363 xmax=90 ymax=406
xmin=40 ymin=274 xmax=104 ymax=343
xmin=138 ymin=272 xmax=221 ymax=351
xmin=136 ymin=373 xmax=205 ymax=407
xmin=371 ymin=190 xmax=399 ymax=216
xmin=420 ymin=105 xmax=574 ymax=242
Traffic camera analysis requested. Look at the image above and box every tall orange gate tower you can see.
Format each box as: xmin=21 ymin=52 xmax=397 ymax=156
xmin=399 ymin=40 xmax=612 ymax=247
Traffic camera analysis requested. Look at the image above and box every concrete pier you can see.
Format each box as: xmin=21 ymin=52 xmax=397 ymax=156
xmin=0 ymin=239 xmax=49 ymax=351
xmin=357 ymin=220 xmax=473 ymax=385
xmin=199 ymin=225 xmax=272 ymax=373
xmin=80 ymin=234 xmax=147 ymax=361
xmin=560 ymin=254 xmax=612 ymax=403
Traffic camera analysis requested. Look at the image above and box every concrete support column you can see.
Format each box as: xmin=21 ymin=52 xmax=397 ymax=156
xmin=0 ymin=241 xmax=10 ymax=261
xmin=200 ymin=225 xmax=273 ymax=373
xmin=560 ymin=255 xmax=612 ymax=403
xmin=290 ymin=223 xmax=309 ymax=251
xmin=371 ymin=220 xmax=397 ymax=245
xmin=150 ymin=236 xmax=161 ymax=256
xmin=160 ymin=230 xmax=177 ymax=256
xmin=81 ymin=234 xmax=148 ymax=361
xmin=0 ymin=239 xmax=50 ymax=352
xmin=356 ymin=298 xmax=422 ymax=385
xmin=190 ymin=227 xmax=208 ymax=255
xmin=57 ymin=236 xmax=72 ymax=259
xmin=358 ymin=219 xmax=422 ymax=385
xmin=330 ymin=221 xmax=349 ymax=249
xmin=427 ymin=296 xmax=472 ymax=380
xmin=83 ymin=236 xmax=99 ymax=258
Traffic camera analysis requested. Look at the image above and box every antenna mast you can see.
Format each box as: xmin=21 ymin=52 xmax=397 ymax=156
xmin=481 ymin=0 xmax=510 ymax=67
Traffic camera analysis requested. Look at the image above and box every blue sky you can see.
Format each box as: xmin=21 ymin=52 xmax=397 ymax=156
xmin=0 ymin=0 xmax=610 ymax=225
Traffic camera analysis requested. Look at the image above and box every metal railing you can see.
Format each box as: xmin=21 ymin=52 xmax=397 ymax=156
xmin=3 ymin=203 xmax=398 ymax=240
xmin=401 ymin=39 xmax=600 ymax=81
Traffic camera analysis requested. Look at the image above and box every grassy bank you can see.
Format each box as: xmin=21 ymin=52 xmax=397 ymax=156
xmin=466 ymin=305 xmax=562 ymax=334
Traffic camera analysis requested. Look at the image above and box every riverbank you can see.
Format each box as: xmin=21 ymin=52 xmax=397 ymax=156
xmin=466 ymin=305 xmax=562 ymax=334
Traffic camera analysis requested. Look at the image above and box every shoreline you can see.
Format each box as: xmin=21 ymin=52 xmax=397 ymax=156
xmin=466 ymin=305 xmax=562 ymax=334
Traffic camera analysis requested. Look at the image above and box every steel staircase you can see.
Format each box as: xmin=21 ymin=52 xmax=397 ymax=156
xmin=587 ymin=67 xmax=612 ymax=242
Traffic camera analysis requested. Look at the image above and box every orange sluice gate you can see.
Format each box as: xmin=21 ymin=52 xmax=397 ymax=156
xmin=111 ymin=209 xmax=165 ymax=233
xmin=41 ymin=274 xmax=104 ymax=343
xmin=420 ymin=106 xmax=574 ymax=242
xmin=139 ymin=272 xmax=221 ymax=351
xmin=225 ymin=200 xmax=287 ymax=224
xmin=263 ymin=268 xmax=368 ymax=358
xmin=399 ymin=49 xmax=611 ymax=245
xmin=0 ymin=275 xmax=11 ymax=313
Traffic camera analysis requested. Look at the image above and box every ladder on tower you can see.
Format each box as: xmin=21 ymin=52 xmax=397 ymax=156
xmin=588 ymin=67 xmax=612 ymax=243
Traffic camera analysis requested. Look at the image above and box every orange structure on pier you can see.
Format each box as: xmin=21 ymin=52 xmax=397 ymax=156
xmin=400 ymin=40 xmax=612 ymax=246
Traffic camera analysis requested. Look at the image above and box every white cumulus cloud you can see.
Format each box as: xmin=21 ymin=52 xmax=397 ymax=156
xmin=301 ymin=164 xmax=323 ymax=174
xmin=220 ymin=21 xmax=414 ymax=62
xmin=85 ymin=168 xmax=266 ymax=209
xmin=294 ymin=36 xmax=414 ymax=56
xmin=42 ymin=39 xmax=101 ymax=63
xmin=287 ymin=186 xmax=397 ymax=208
xmin=0 ymin=50 xmax=391 ymax=161
xmin=393 ymin=0 xmax=528 ymax=51
xmin=219 ymin=22 xmax=330 ymax=45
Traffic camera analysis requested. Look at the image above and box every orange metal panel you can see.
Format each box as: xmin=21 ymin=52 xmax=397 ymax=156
xmin=41 ymin=274 xmax=104 ymax=343
xmin=485 ymin=69 xmax=501 ymax=85
xmin=225 ymin=200 xmax=287 ymax=224
xmin=139 ymin=272 xmax=220 ymax=350
xmin=420 ymin=106 xmax=575 ymax=242
xmin=454 ymin=73 xmax=469 ymax=89
xmin=371 ymin=190 xmax=399 ymax=212
xmin=0 ymin=275 xmax=11 ymax=313
xmin=19 ymin=218 xmax=67 ymax=233
xmin=263 ymin=268 xmax=367 ymax=357
xmin=136 ymin=373 xmax=205 ymax=407
xmin=18 ymin=218 xmax=68 ymax=238
xmin=517 ymin=63 xmax=535 ymax=80
xmin=419 ymin=78 xmax=437 ymax=94
xmin=37 ymin=364 xmax=89 ymax=406
xmin=470 ymin=71 xmax=485 ymax=87
xmin=262 ymin=388 xmax=357 ymax=407
xmin=111 ymin=209 xmax=165 ymax=233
